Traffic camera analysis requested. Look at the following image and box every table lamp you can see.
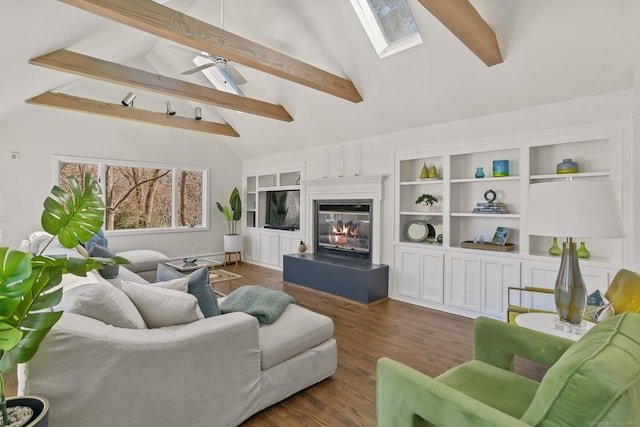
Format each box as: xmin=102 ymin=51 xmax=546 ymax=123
xmin=524 ymin=180 xmax=624 ymax=325
xmin=0 ymin=194 xmax=10 ymax=245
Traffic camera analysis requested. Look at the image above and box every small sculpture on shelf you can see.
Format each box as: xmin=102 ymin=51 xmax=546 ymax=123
xmin=472 ymin=189 xmax=509 ymax=214
xmin=415 ymin=194 xmax=438 ymax=212
xmin=475 ymin=167 xmax=485 ymax=178
xmin=557 ymin=158 xmax=579 ymax=174
xmin=428 ymin=164 xmax=438 ymax=179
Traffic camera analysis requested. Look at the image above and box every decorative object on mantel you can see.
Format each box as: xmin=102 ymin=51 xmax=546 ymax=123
xmin=492 ymin=159 xmax=509 ymax=177
xmin=577 ymin=241 xmax=591 ymax=259
xmin=525 ymin=180 xmax=624 ymax=325
xmin=298 ymin=241 xmax=307 ymax=253
xmin=474 ymin=167 xmax=485 ymax=178
xmin=415 ymin=194 xmax=438 ymax=212
xmin=472 ymin=189 xmax=509 ymax=214
xmin=548 ymin=237 xmax=562 ymax=256
xmin=556 ymin=158 xmax=579 ymax=174
xmin=461 ymin=241 xmax=515 ymax=251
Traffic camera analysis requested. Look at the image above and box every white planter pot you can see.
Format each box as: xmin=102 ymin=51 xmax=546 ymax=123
xmin=422 ymin=204 xmax=433 ymax=212
xmin=224 ymin=235 xmax=243 ymax=253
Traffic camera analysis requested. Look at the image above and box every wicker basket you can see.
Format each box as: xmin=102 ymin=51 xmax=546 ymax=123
xmin=461 ymin=241 xmax=515 ymax=252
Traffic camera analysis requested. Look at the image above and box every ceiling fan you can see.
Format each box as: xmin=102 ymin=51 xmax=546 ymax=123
xmin=179 ymin=0 xmax=247 ymax=86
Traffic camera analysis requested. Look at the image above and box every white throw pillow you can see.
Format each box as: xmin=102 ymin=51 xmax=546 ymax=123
xmin=121 ymin=277 xmax=189 ymax=293
xmin=120 ymin=280 xmax=204 ymax=328
xmin=58 ymin=282 xmax=147 ymax=329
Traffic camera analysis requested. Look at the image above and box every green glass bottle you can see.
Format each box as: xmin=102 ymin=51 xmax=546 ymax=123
xmin=577 ymin=242 xmax=591 ymax=259
xmin=548 ymin=237 xmax=562 ymax=256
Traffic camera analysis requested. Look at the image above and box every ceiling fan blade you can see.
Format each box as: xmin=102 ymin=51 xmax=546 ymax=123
xmin=181 ymin=62 xmax=217 ymax=75
xmin=224 ymin=64 xmax=247 ymax=85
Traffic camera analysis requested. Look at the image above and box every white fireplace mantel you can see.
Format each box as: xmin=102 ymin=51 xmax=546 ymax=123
xmin=302 ymin=175 xmax=386 ymax=264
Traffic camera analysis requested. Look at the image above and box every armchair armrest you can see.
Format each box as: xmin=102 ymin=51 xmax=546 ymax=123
xmin=473 ymin=316 xmax=573 ymax=371
xmin=377 ymin=358 xmax=530 ymax=427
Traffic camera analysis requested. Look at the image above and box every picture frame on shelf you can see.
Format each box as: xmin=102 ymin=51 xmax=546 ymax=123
xmin=492 ymin=226 xmax=510 ymax=246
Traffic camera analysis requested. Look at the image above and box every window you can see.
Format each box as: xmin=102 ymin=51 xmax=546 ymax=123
xmin=56 ymin=157 xmax=207 ymax=233
xmin=350 ymin=0 xmax=422 ymax=58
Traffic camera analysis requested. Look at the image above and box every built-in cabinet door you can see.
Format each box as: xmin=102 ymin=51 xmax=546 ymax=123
xmin=421 ymin=251 xmax=445 ymax=304
xmin=394 ymin=246 xmax=444 ymax=303
xmin=260 ymin=233 xmax=280 ymax=267
xmin=279 ymin=234 xmax=301 ymax=266
xmin=446 ymin=253 xmax=482 ymax=312
xmin=523 ymin=260 xmax=615 ymax=297
xmin=482 ymin=257 xmax=521 ymax=319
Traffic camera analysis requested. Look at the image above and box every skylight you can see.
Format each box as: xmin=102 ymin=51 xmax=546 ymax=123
xmin=350 ymin=0 xmax=422 ymax=58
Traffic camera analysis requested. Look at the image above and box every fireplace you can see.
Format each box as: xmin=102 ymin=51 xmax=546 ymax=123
xmin=314 ymin=200 xmax=372 ymax=261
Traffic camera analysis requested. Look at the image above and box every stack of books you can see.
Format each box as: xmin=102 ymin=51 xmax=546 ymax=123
xmin=472 ymin=202 xmax=509 ymax=214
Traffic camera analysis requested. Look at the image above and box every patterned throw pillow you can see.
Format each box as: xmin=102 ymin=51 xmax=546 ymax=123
xmin=584 ymin=290 xmax=615 ymax=322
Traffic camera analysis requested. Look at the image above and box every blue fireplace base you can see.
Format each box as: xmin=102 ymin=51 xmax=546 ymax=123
xmin=283 ymin=253 xmax=388 ymax=304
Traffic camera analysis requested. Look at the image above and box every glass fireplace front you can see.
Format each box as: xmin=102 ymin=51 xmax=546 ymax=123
xmin=315 ymin=200 xmax=372 ymax=261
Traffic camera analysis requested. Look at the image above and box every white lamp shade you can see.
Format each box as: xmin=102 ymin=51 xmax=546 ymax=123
xmin=524 ymin=180 xmax=624 ymax=239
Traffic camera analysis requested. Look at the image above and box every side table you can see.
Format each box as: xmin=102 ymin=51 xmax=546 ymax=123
xmin=515 ymin=312 xmax=595 ymax=341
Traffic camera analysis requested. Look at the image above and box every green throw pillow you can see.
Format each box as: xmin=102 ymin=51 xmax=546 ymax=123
xmin=156 ymin=264 xmax=220 ymax=317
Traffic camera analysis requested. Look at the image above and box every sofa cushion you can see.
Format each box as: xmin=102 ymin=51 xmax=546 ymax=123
xmin=89 ymin=244 xmax=119 ymax=279
xmin=521 ymin=313 xmax=640 ymax=426
xmin=258 ymin=303 xmax=334 ymax=370
xmin=120 ymin=280 xmax=204 ymax=328
xmin=58 ymin=282 xmax=147 ymax=329
xmin=117 ymin=250 xmax=170 ymax=273
xmin=157 ymin=264 xmax=220 ymax=317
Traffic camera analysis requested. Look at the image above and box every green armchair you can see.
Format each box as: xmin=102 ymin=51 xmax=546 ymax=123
xmin=377 ymin=313 xmax=640 ymax=426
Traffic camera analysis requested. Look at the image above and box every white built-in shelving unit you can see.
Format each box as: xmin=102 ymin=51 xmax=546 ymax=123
xmin=393 ymin=120 xmax=632 ymax=320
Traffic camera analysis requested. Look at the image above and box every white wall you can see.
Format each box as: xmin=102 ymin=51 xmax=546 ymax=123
xmin=0 ymin=103 xmax=242 ymax=258
xmin=244 ymin=89 xmax=638 ymax=270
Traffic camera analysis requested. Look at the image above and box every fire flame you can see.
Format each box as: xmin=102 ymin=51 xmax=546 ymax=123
xmin=328 ymin=221 xmax=359 ymax=245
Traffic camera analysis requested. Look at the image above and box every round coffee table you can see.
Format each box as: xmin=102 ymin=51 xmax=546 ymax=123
xmin=515 ymin=312 xmax=595 ymax=341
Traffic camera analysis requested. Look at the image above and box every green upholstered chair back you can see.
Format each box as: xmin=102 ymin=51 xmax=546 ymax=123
xmin=521 ymin=313 xmax=640 ymax=426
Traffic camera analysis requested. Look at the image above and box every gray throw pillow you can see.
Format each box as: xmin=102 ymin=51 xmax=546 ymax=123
xmin=157 ymin=264 xmax=220 ymax=317
xmin=89 ymin=244 xmax=119 ymax=279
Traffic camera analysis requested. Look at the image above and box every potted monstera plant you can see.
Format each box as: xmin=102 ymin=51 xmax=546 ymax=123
xmin=0 ymin=174 xmax=122 ymax=426
xmin=216 ymin=187 xmax=242 ymax=253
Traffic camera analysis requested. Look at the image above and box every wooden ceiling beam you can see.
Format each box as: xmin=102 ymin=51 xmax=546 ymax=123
xmin=417 ymin=0 xmax=503 ymax=67
xmin=29 ymin=49 xmax=292 ymax=122
xmin=26 ymin=92 xmax=239 ymax=137
xmin=56 ymin=0 xmax=363 ymax=103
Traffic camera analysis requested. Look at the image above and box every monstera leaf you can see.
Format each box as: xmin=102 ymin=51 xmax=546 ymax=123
xmin=0 ymin=173 xmax=118 ymax=424
xmin=41 ymin=174 xmax=105 ymax=248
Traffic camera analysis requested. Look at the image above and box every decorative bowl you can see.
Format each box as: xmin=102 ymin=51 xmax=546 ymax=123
xmin=182 ymin=257 xmax=197 ymax=264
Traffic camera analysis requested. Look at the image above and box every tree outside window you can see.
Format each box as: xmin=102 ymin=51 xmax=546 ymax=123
xmin=57 ymin=159 xmax=206 ymax=231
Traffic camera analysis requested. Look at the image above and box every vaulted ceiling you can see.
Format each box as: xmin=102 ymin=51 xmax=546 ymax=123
xmin=3 ymin=0 xmax=640 ymax=159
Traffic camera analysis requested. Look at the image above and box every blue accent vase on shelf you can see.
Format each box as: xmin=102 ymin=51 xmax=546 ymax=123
xmin=475 ymin=167 xmax=485 ymax=178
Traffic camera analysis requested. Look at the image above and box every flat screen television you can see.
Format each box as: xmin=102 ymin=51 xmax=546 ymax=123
xmin=264 ymin=190 xmax=300 ymax=230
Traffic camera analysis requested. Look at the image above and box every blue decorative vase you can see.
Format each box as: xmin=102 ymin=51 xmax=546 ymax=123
xmin=557 ymin=158 xmax=579 ymax=174
xmin=475 ymin=167 xmax=485 ymax=178
xmin=492 ymin=160 xmax=509 ymax=177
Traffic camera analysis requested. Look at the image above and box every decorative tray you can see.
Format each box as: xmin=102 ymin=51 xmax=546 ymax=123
xmin=461 ymin=241 xmax=515 ymax=252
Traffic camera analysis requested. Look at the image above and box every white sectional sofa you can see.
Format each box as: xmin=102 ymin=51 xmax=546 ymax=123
xmin=18 ymin=264 xmax=337 ymax=426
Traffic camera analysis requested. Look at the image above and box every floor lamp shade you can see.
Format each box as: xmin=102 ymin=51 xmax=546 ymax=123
xmin=525 ymin=180 xmax=625 ymax=324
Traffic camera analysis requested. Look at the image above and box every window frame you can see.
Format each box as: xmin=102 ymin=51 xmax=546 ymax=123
xmin=53 ymin=155 xmax=209 ymax=236
xmin=349 ymin=0 xmax=423 ymax=58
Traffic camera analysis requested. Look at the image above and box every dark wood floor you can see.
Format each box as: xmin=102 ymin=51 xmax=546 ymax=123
xmin=215 ymin=262 xmax=545 ymax=427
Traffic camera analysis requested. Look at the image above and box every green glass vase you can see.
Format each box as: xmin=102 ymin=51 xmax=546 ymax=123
xmin=577 ymin=242 xmax=591 ymax=259
xmin=548 ymin=237 xmax=562 ymax=256
xmin=420 ymin=163 xmax=429 ymax=179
